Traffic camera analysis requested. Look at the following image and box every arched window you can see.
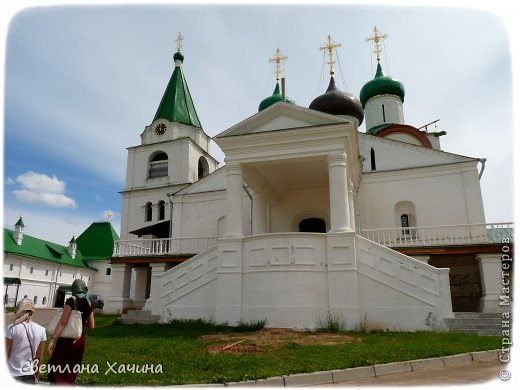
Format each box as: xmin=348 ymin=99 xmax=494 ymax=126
xmin=158 ymin=200 xmax=166 ymax=220
xmin=42 ymin=297 xmax=47 ymax=305
xmin=145 ymin=202 xmax=153 ymax=222
xmin=370 ymin=148 xmax=376 ymax=171
xmin=299 ymin=218 xmax=327 ymax=233
xmin=382 ymin=104 xmax=386 ymax=122
xmin=34 ymin=296 xmax=38 ymax=305
xmin=198 ymin=156 xmax=209 ymax=179
xmin=148 ymin=152 xmax=168 ymax=178
xmin=395 ymin=201 xmax=417 ymax=237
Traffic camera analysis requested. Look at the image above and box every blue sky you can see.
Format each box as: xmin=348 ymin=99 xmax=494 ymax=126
xmin=2 ymin=1 xmax=517 ymax=245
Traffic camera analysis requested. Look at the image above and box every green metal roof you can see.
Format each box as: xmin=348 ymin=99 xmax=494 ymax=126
xmin=153 ymin=53 xmax=202 ymax=128
xmin=76 ymin=222 xmax=119 ymax=261
xmin=3 ymin=221 xmax=118 ymax=268
xmin=4 ymin=229 xmax=92 ymax=269
xmin=360 ymin=63 xmax=405 ymax=108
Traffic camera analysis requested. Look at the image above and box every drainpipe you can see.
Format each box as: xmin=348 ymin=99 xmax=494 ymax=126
xmin=243 ymin=185 xmax=253 ymax=236
xmin=166 ymin=193 xmax=174 ymax=238
xmin=478 ymin=158 xmax=487 ymax=180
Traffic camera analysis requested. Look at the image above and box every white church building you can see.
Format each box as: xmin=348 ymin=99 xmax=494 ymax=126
xmin=106 ymin=31 xmax=512 ymax=332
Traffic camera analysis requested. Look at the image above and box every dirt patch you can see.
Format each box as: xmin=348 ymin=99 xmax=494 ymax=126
xmin=201 ymin=328 xmax=361 ymax=354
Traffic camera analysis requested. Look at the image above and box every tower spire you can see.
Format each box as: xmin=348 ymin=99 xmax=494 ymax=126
xmin=320 ymin=34 xmax=341 ymax=77
xmin=268 ymin=48 xmax=288 ymax=82
xmin=366 ymin=26 xmax=388 ymax=64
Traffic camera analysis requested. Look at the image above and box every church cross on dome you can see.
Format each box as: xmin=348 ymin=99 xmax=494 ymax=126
xmin=175 ymin=32 xmax=184 ymax=52
xmin=366 ymin=26 xmax=388 ymax=63
xmin=268 ymin=48 xmax=288 ymax=82
xmin=320 ymin=34 xmax=341 ymax=77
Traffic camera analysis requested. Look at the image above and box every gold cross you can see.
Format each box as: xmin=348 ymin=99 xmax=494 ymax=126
xmin=366 ymin=26 xmax=388 ymax=63
xmin=320 ymin=35 xmax=341 ymax=77
xmin=107 ymin=211 xmax=112 ymax=221
xmin=175 ymin=32 xmax=184 ymax=52
xmin=268 ymin=48 xmax=288 ymax=82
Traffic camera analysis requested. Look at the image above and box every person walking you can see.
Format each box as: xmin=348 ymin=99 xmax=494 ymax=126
xmin=5 ymin=298 xmax=47 ymax=383
xmin=47 ymin=279 xmax=95 ymax=384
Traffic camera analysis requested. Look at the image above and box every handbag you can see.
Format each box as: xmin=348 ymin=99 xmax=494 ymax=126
xmin=21 ymin=322 xmax=38 ymax=383
xmin=46 ymin=299 xmax=83 ymax=339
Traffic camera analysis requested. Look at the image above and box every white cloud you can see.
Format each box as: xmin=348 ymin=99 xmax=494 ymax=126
xmin=12 ymin=171 xmax=76 ymax=208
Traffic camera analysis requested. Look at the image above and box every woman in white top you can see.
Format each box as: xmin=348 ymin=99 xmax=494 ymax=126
xmin=5 ymin=299 xmax=47 ymax=383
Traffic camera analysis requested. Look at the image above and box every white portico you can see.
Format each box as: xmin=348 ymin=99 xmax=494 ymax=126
xmin=215 ymin=103 xmax=361 ymax=238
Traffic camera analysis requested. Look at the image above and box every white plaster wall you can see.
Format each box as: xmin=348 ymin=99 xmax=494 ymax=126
xmin=384 ymin=133 xmax=422 ymax=146
xmin=270 ymin=186 xmax=330 ymax=233
xmin=120 ymin=185 xmax=188 ymax=239
xmin=172 ymin=192 xmax=227 ymax=238
xmin=358 ymin=163 xmax=486 ymax=230
xmin=4 ymin=254 xmax=95 ymax=308
xmin=358 ymin=135 xmax=474 ymax=172
xmin=87 ymin=260 xmax=112 ymax=299
xmin=155 ymin=233 xmax=453 ymax=331
xmin=125 ymin=140 xmax=193 ymax=190
xmin=141 ymin=121 xmax=210 ymax=151
xmin=364 ymin=95 xmax=404 ymax=131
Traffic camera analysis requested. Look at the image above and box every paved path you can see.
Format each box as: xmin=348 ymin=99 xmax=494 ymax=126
xmin=324 ymin=360 xmax=507 ymax=386
xmin=4 ymin=308 xmax=58 ymax=329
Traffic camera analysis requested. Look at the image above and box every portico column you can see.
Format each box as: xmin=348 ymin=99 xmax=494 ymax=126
xmin=224 ymin=161 xmax=244 ymax=237
xmin=477 ymin=253 xmax=504 ymax=312
xmin=106 ymin=263 xmax=133 ymax=314
xmin=143 ymin=262 xmax=169 ymax=315
xmin=328 ymin=152 xmax=352 ymax=233
xmin=252 ymin=190 xmax=268 ymax=235
xmin=133 ymin=266 xmax=151 ymax=309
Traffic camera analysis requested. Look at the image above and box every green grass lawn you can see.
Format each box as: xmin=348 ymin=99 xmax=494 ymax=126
xmin=40 ymin=315 xmax=501 ymax=385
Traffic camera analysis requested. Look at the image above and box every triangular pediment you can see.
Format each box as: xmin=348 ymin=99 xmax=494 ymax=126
xmin=216 ymin=102 xmax=351 ymax=138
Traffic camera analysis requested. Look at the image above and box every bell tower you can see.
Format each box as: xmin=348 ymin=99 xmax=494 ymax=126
xmin=120 ymin=33 xmax=219 ymax=240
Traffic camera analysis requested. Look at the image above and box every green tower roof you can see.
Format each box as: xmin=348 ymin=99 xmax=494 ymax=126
xmin=76 ymin=221 xmax=120 ymax=261
xmin=258 ymin=82 xmax=295 ymax=112
xmin=15 ymin=217 xmax=25 ymax=228
xmin=153 ymin=51 xmax=202 ymax=128
xmin=360 ymin=63 xmax=405 ymax=108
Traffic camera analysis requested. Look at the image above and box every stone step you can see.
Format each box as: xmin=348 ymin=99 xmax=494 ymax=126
xmin=121 ymin=310 xmax=160 ymax=325
xmin=453 ymin=312 xmax=505 ymax=319
xmin=445 ymin=318 xmax=503 ymax=325
xmin=445 ymin=312 xmax=509 ymax=336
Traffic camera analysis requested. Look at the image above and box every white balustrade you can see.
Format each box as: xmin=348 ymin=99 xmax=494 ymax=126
xmin=359 ymin=222 xmax=513 ymax=247
xmin=113 ymin=237 xmax=218 ymax=257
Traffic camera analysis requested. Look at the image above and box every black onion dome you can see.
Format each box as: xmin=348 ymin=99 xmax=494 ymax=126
xmin=309 ymin=77 xmax=364 ymax=124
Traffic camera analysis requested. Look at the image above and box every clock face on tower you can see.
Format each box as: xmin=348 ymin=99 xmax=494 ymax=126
xmin=155 ymin=123 xmax=167 ymax=136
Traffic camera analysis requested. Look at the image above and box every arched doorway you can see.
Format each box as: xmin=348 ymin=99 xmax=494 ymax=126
xmin=299 ymin=218 xmax=326 ymax=233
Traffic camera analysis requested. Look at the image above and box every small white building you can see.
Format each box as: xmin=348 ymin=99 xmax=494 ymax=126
xmin=3 ymin=217 xmax=119 ymax=309
xmin=108 ymin=32 xmax=512 ymax=332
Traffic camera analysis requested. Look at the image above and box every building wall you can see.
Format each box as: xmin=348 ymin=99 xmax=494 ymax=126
xmin=364 ymin=95 xmax=404 ymax=131
xmin=358 ymin=135 xmax=473 ymax=173
xmin=270 ymin=186 xmax=330 ymax=233
xmin=358 ymin=162 xmax=486 ymax=230
xmin=3 ymin=254 xmax=95 ymax=308
xmin=86 ymin=260 xmax=112 ymax=299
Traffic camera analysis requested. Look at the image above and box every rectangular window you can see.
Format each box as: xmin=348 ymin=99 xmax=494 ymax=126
xmin=106 ymin=268 xmax=112 ymax=276
xmin=9 ymin=264 xmax=13 ymax=271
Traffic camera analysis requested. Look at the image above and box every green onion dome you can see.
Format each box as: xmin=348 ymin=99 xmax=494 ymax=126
xmin=258 ymin=82 xmax=295 ymax=112
xmin=309 ymin=77 xmax=364 ymax=124
xmin=360 ymin=63 xmax=405 ymax=108
xmin=173 ymin=50 xmax=184 ymax=62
